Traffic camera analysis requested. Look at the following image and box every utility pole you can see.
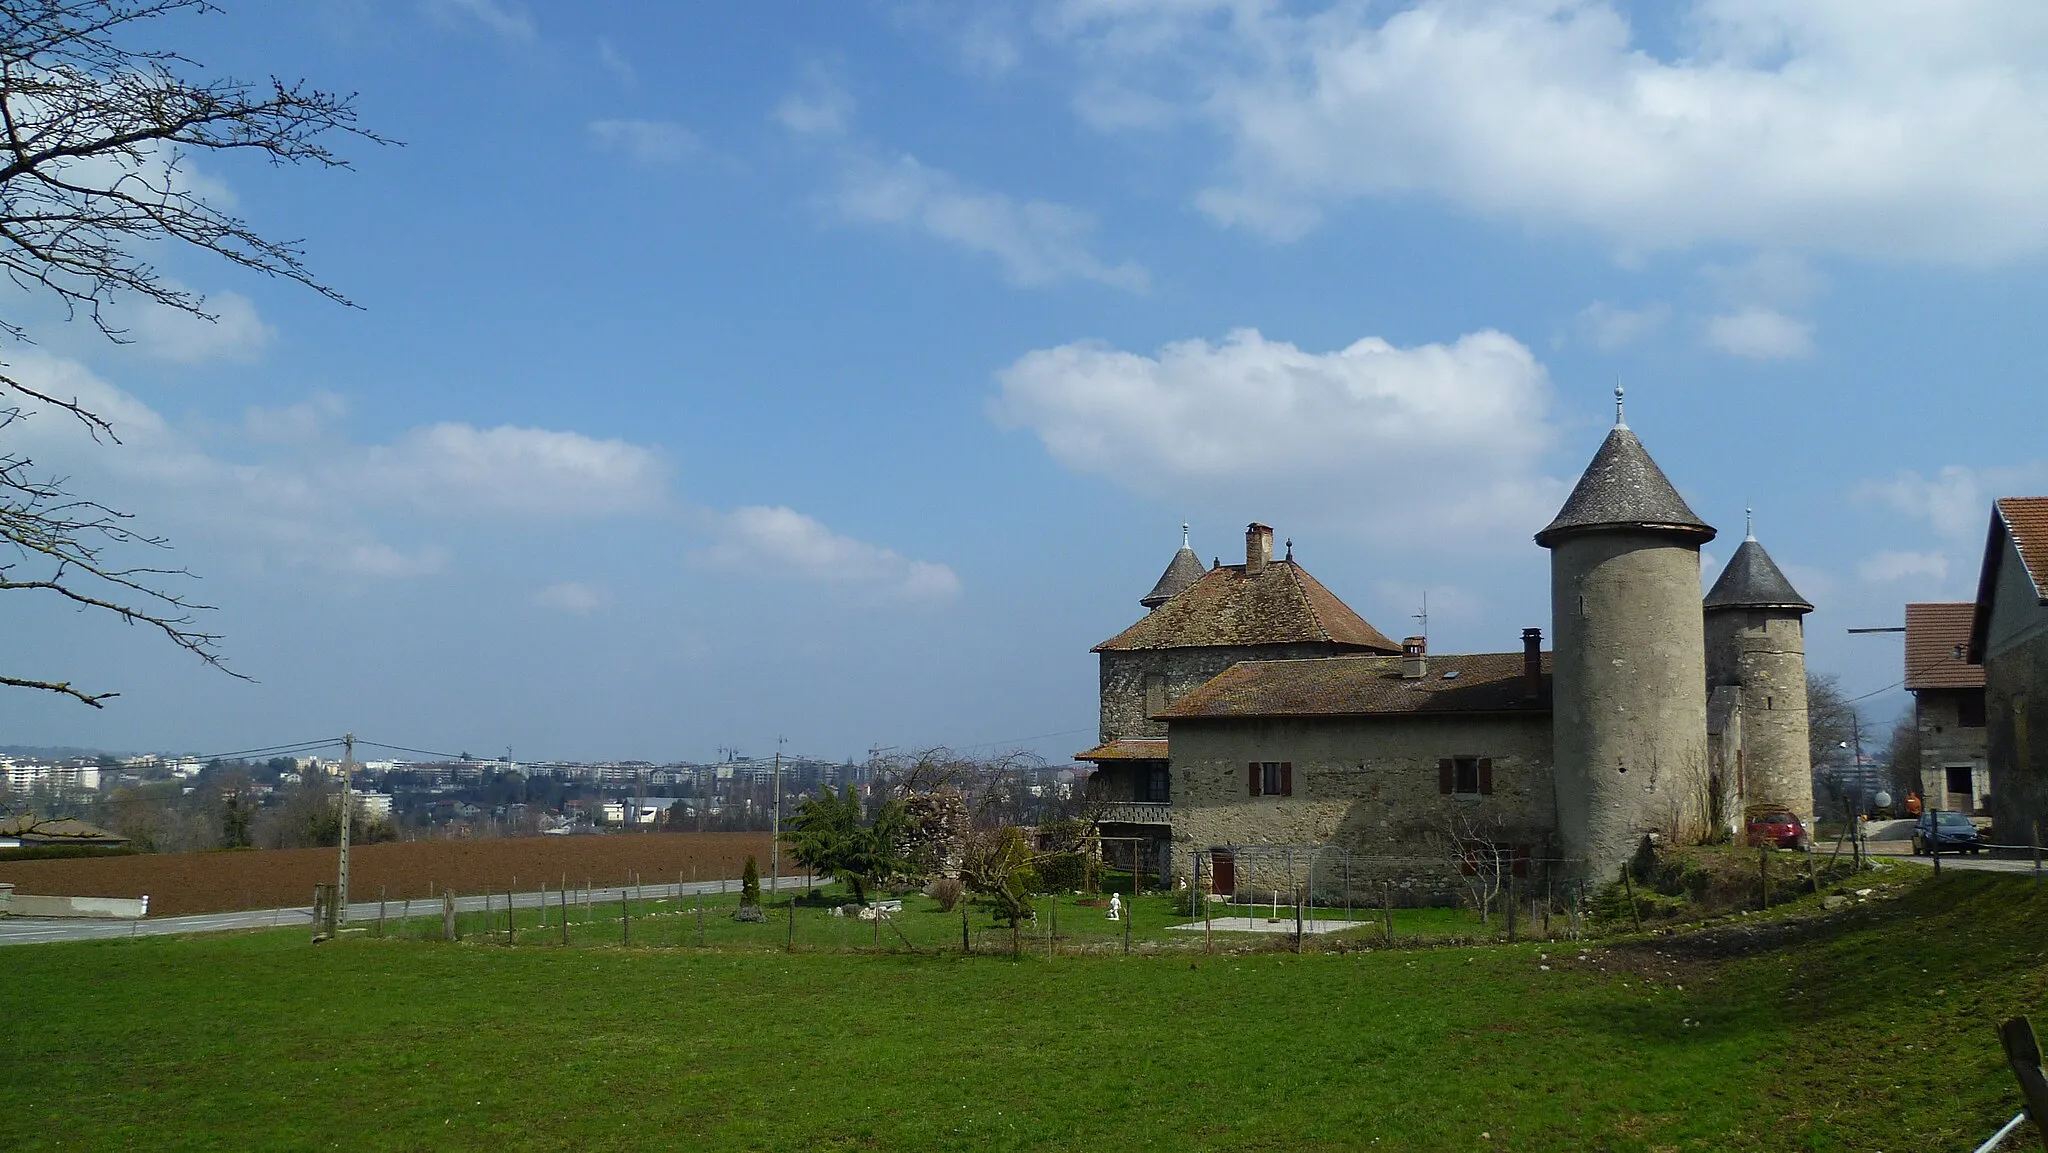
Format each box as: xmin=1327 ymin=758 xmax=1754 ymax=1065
xmin=337 ymin=732 xmax=354 ymax=926
xmin=771 ymin=736 xmax=785 ymax=905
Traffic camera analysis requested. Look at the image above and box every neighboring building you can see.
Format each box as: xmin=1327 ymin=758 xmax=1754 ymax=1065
xmin=1968 ymin=498 xmax=2048 ymax=843
xmin=1904 ymin=602 xmax=1988 ymax=814
xmin=1074 ymin=390 xmax=1814 ymax=897
xmin=0 ymin=815 xmax=128 ymax=848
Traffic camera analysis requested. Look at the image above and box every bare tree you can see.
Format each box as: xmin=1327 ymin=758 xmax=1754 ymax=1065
xmin=1428 ymin=809 xmax=1513 ymax=925
xmin=0 ymin=0 xmax=382 ymax=706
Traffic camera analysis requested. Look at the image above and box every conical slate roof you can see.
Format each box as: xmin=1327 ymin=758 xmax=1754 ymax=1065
xmin=1141 ymin=546 xmax=1207 ymax=608
xmin=1704 ymin=537 xmax=1812 ymax=613
xmin=1535 ymin=424 xmax=1715 ymax=548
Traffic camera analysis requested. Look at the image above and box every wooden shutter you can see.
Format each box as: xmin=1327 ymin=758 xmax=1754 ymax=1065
xmin=1438 ymin=759 xmax=1454 ymax=794
xmin=1280 ymin=762 xmax=1293 ymax=797
xmin=1479 ymin=758 xmax=1494 ymax=796
xmin=1248 ymin=762 xmax=1261 ymax=797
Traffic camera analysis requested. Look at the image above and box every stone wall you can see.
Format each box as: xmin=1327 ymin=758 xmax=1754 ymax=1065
xmin=1916 ymin=687 xmax=1989 ymax=814
xmin=1983 ymin=535 xmax=2048 ymax=842
xmin=1098 ymin=643 xmax=1338 ymax=741
xmin=1164 ymin=713 xmax=1556 ymax=905
xmin=1706 ymin=610 xmax=1814 ymax=822
xmin=1551 ymin=531 xmax=1710 ymax=879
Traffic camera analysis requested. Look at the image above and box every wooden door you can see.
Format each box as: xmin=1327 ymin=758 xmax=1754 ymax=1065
xmin=1210 ymin=849 xmax=1235 ymax=899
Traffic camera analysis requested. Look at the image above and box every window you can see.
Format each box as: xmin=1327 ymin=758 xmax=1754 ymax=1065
xmin=1145 ymin=764 xmax=1170 ymax=802
xmin=1959 ymin=690 xmax=1986 ymax=728
xmin=1247 ymin=761 xmax=1292 ymax=797
xmin=1946 ymin=766 xmax=1974 ymax=797
xmin=1438 ymin=756 xmax=1494 ymax=796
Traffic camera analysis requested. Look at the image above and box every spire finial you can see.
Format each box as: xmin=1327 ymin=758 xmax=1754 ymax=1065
xmin=1181 ymin=522 xmax=1190 ymax=550
xmin=1284 ymin=537 xmax=1293 ymax=561
xmin=1614 ymin=382 xmax=1626 ymax=426
xmin=1745 ymin=506 xmax=1756 ymax=542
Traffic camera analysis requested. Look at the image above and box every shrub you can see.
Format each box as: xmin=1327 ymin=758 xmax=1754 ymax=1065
xmin=1035 ymin=851 xmax=1092 ymax=893
xmin=926 ymin=877 xmax=965 ymax=912
xmin=741 ymin=856 xmax=761 ymax=906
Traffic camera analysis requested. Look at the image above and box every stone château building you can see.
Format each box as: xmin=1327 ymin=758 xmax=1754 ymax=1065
xmin=1076 ymin=391 xmax=1815 ymax=898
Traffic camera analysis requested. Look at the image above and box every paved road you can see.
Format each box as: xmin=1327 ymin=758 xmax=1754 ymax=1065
xmin=0 ymin=874 xmax=811 ymax=947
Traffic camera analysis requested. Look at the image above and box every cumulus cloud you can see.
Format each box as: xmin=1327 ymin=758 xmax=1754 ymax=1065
xmin=127 ymin=290 xmax=275 ymax=365
xmin=776 ymin=66 xmax=856 ymax=137
xmin=1047 ymin=0 xmax=2048 ymax=262
xmin=244 ymin=392 xmax=347 ymax=444
xmin=828 ymin=151 xmax=1149 ymax=291
xmin=588 ymin=119 xmax=700 ymax=165
xmin=353 ymin=423 xmax=667 ymax=518
xmin=1578 ymin=301 xmax=1670 ymax=351
xmin=697 ymin=506 xmax=962 ymax=602
xmin=1858 ymin=462 xmax=2048 ymax=538
xmin=531 ymin=581 xmax=608 ymax=615
xmin=423 ymin=0 xmax=532 ymax=40
xmin=1703 ymin=307 xmax=1815 ymax=360
xmin=1858 ymin=550 xmax=1950 ymax=584
xmin=990 ymin=327 xmax=1565 ymax=540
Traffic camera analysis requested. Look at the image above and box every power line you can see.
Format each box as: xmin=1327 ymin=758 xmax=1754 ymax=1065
xmin=353 ymin=739 xmax=476 ymax=762
xmin=183 ymin=737 xmax=344 ymax=763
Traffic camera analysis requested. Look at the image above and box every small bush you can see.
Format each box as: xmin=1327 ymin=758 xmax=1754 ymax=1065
xmin=1036 ymin=851 xmax=1092 ymax=893
xmin=926 ymin=877 xmax=965 ymax=912
xmin=741 ymin=856 xmax=761 ymax=905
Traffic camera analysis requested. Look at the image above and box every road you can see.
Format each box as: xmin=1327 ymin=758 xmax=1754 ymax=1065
xmin=0 ymin=874 xmax=812 ymax=947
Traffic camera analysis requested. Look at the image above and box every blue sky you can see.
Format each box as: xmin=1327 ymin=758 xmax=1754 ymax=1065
xmin=3 ymin=0 xmax=2042 ymax=762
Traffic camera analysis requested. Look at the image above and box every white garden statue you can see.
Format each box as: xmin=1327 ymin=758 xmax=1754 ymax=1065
xmin=1107 ymin=892 xmax=1122 ymax=921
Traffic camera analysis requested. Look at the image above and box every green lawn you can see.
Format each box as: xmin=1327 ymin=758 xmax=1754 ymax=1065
xmin=6 ymin=870 xmax=2044 ymax=1150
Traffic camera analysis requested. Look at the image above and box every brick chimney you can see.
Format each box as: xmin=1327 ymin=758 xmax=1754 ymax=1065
xmin=1400 ymin=635 xmax=1427 ymax=679
xmin=1522 ymin=627 xmax=1543 ymax=699
xmin=1244 ymin=523 xmax=1274 ymax=574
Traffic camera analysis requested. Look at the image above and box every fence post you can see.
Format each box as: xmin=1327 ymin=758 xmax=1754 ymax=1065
xmin=961 ymin=902 xmax=970 ymax=955
xmin=1807 ymin=843 xmax=1819 ymax=895
xmin=377 ymin=886 xmax=386 ymax=939
xmin=1384 ymin=883 xmax=1393 ymax=946
xmin=1996 ymin=1016 xmax=2048 ymax=1151
xmin=560 ymin=884 xmax=569 ymax=945
xmin=311 ymin=884 xmax=324 ymax=943
xmin=507 ymin=888 xmax=516 ymax=945
xmin=621 ymin=890 xmax=630 ymax=947
xmin=1759 ymin=843 xmax=1770 ymax=911
xmin=787 ymin=892 xmax=797 ymax=953
xmin=1620 ymin=865 xmax=1643 ymax=933
xmin=1506 ymin=873 xmax=1517 ymax=943
xmin=2034 ymin=819 xmax=2042 ymax=887
xmin=442 ymin=889 xmax=456 ymax=942
xmin=697 ymin=900 xmax=705 ymax=948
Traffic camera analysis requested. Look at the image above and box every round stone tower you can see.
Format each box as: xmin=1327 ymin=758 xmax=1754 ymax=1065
xmin=1537 ymin=389 xmax=1717 ymax=880
xmin=1703 ymin=516 xmax=1815 ymax=825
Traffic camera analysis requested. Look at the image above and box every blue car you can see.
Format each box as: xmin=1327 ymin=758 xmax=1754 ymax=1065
xmin=1912 ymin=811 xmax=1985 ymax=855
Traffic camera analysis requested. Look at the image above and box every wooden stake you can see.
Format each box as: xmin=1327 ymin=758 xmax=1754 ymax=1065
xmin=1620 ymin=866 xmax=1643 ymax=933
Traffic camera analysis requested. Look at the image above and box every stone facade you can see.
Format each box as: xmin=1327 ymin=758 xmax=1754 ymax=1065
xmin=1704 ymin=610 xmax=1815 ymax=822
xmin=1980 ymin=527 xmax=2048 ymax=842
xmin=1167 ymin=714 xmax=1555 ymax=903
xmin=1549 ymin=531 xmax=1712 ymax=877
xmin=1916 ymin=688 xmax=1989 ymax=814
xmin=1098 ymin=643 xmax=1351 ymax=742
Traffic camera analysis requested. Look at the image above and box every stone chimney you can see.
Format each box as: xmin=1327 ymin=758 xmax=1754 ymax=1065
xmin=1400 ymin=635 xmax=1427 ymax=679
xmin=1522 ymin=627 xmax=1543 ymax=699
xmin=1245 ymin=523 xmax=1274 ymax=574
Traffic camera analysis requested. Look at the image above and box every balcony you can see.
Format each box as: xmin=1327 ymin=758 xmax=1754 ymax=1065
xmin=1092 ymin=801 xmax=1171 ymax=826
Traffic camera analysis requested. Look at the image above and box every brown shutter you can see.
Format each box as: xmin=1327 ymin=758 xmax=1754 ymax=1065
xmin=1248 ymin=762 xmax=1261 ymax=797
xmin=1438 ymin=759 xmax=1454 ymax=794
xmin=1479 ymin=758 xmax=1494 ymax=795
xmin=1280 ymin=762 xmax=1293 ymax=797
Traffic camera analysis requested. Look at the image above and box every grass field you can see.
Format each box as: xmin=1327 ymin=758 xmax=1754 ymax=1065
xmin=6 ymin=867 xmax=2045 ymax=1150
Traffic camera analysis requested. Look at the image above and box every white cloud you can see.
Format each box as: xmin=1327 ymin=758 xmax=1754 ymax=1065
xmin=990 ymin=327 xmax=1565 ymax=540
xmin=353 ymin=423 xmax=668 ymax=518
xmin=588 ymin=119 xmax=699 ymax=165
xmin=776 ymin=67 xmax=856 ymax=137
xmin=697 ymin=506 xmax=962 ymax=602
xmin=1578 ymin=301 xmax=1670 ymax=351
xmin=1858 ymin=550 xmax=1950 ymax=584
xmin=424 ymin=0 xmax=532 ymax=40
xmin=128 ymin=290 xmax=275 ymax=365
xmin=531 ymin=581 xmax=607 ymax=615
xmin=243 ymin=392 xmax=348 ymax=444
xmin=340 ymin=543 xmax=451 ymax=580
xmin=1858 ymin=462 xmax=2048 ymax=538
xmin=1703 ymin=307 xmax=1814 ymax=360
xmin=597 ymin=39 xmax=637 ymax=86
xmin=828 ymin=151 xmax=1149 ymax=292
xmin=1048 ymin=0 xmax=2048 ymax=262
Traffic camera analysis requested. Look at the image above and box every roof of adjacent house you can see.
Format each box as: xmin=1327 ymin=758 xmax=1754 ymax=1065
xmin=1904 ymin=603 xmax=1985 ymax=690
xmin=1155 ymin=651 xmax=1552 ymax=720
xmin=1140 ymin=546 xmax=1207 ymax=608
xmin=1073 ymin=739 xmax=1170 ymax=762
xmin=1704 ymin=537 xmax=1812 ymax=613
xmin=0 ymin=815 xmax=128 ymax=844
xmin=1969 ymin=497 xmax=2048 ymax=661
xmin=1535 ymin=424 xmax=1715 ymax=548
xmin=1094 ymin=560 xmax=1402 ymax=654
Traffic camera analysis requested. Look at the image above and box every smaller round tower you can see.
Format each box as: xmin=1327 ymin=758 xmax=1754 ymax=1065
xmin=1140 ymin=523 xmax=1206 ymax=609
xmin=1703 ymin=513 xmax=1815 ymax=826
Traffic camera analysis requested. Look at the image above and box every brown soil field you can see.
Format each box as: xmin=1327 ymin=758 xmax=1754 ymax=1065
xmin=0 ymin=832 xmax=776 ymax=917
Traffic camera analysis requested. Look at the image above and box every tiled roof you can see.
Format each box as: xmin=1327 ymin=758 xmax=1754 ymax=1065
xmin=1140 ymin=547 xmax=1206 ymax=608
xmin=1073 ymin=739 xmax=1169 ymax=762
xmin=1904 ymin=603 xmax=1984 ymax=690
xmin=0 ymin=815 xmax=127 ymax=843
xmin=1969 ymin=498 xmax=2048 ymax=661
xmin=1093 ymin=560 xmax=1401 ymax=654
xmin=1704 ymin=537 xmax=1812 ymax=613
xmin=1156 ymin=651 xmax=1552 ymax=720
xmin=1536 ymin=425 xmax=1715 ymax=547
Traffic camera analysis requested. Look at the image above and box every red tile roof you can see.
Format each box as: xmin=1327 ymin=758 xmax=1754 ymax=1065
xmin=1156 ymin=651 xmax=1551 ymax=720
xmin=1969 ymin=497 xmax=2048 ymax=661
xmin=1093 ymin=561 xmax=1401 ymax=654
xmin=1073 ymin=739 xmax=1169 ymax=762
xmin=1904 ymin=603 xmax=1984 ymax=690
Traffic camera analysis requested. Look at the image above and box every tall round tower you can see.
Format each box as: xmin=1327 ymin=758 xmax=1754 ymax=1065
xmin=1703 ymin=515 xmax=1815 ymax=825
xmin=1537 ymin=389 xmax=1717 ymax=880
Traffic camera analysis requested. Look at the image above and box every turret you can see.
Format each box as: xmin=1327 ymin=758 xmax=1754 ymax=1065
xmin=1703 ymin=512 xmax=1815 ymax=826
xmin=1538 ymin=388 xmax=1716 ymax=879
xmin=1140 ymin=524 xmax=1206 ymax=609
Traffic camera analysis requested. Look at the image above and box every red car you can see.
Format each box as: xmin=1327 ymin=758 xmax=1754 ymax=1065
xmin=1745 ymin=811 xmax=1810 ymax=850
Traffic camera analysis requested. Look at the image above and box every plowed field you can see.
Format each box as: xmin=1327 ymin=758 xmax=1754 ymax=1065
xmin=0 ymin=832 xmax=775 ymax=917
